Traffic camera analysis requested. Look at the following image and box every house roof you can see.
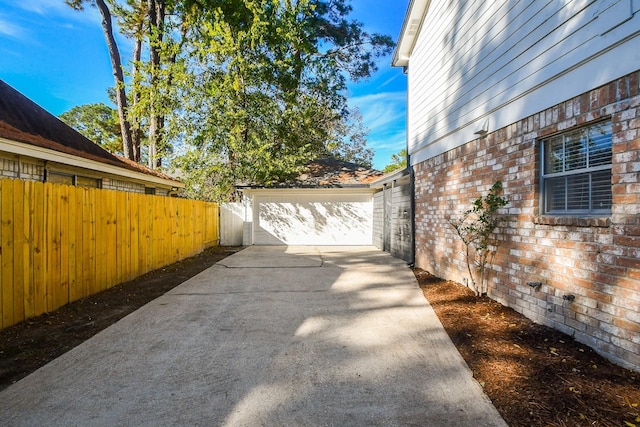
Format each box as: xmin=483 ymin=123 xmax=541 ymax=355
xmin=239 ymin=157 xmax=384 ymax=189
xmin=0 ymin=79 xmax=180 ymax=185
xmin=369 ymin=167 xmax=411 ymax=188
xmin=392 ymin=0 xmax=431 ymax=68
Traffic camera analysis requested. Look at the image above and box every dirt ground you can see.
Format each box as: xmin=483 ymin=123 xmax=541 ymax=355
xmin=0 ymin=248 xmax=638 ymax=426
xmin=0 ymin=245 xmax=243 ymax=392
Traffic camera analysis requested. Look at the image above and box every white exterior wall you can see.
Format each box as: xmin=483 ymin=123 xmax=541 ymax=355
xmin=243 ymin=189 xmax=374 ymax=246
xmin=372 ymin=191 xmax=384 ymax=249
xmin=220 ymin=202 xmax=245 ymax=246
xmin=407 ymin=0 xmax=640 ymax=165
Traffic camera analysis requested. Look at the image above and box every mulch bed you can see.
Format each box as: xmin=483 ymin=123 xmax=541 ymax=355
xmin=414 ymin=268 xmax=640 ymax=427
xmin=0 ymin=248 xmax=638 ymax=427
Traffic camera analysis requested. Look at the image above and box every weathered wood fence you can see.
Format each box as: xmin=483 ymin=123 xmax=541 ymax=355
xmin=0 ymin=178 xmax=219 ymax=329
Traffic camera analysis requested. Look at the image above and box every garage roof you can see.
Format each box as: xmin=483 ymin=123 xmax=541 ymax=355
xmin=239 ymin=157 xmax=384 ymax=189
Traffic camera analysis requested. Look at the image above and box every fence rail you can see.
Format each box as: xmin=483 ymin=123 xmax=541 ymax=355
xmin=0 ymin=178 xmax=219 ymax=329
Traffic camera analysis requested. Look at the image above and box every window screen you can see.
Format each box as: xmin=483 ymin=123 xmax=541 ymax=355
xmin=541 ymin=120 xmax=612 ymax=215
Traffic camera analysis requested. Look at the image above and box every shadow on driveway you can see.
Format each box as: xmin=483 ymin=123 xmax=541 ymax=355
xmin=0 ymin=246 xmax=505 ymax=427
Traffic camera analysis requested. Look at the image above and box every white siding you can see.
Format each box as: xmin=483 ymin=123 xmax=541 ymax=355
xmin=372 ymin=191 xmax=384 ymax=249
xmin=220 ymin=202 xmax=245 ymax=246
xmin=407 ymin=0 xmax=640 ymax=164
xmin=389 ymin=183 xmax=413 ymax=262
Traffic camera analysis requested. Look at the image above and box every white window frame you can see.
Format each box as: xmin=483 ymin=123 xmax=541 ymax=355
xmin=540 ymin=120 xmax=613 ymax=216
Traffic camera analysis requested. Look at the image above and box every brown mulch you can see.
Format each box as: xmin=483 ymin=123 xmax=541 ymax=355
xmin=0 ymin=245 xmax=243 ymax=392
xmin=414 ymin=268 xmax=640 ymax=427
xmin=0 ymin=248 xmax=638 ymax=427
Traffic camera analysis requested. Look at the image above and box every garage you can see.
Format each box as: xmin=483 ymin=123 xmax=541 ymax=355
xmin=245 ymin=189 xmax=374 ymax=245
xmin=238 ymin=158 xmax=383 ymax=246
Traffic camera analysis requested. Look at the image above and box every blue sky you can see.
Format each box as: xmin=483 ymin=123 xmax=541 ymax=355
xmin=0 ymin=0 xmax=408 ymax=170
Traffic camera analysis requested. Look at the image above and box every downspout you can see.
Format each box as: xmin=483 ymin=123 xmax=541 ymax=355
xmin=409 ymin=154 xmax=416 ymax=267
xmin=382 ymin=183 xmax=388 ymax=253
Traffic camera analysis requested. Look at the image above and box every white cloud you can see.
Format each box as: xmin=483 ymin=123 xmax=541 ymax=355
xmin=378 ymin=72 xmax=402 ymax=89
xmin=18 ymin=0 xmax=75 ymax=15
xmin=350 ymin=91 xmax=406 ymax=133
xmin=0 ymin=16 xmax=24 ymax=39
xmin=16 ymin=0 xmax=101 ymax=24
xmin=348 ymin=91 xmax=407 ymax=169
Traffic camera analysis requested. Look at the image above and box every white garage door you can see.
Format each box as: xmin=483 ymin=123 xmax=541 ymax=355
xmin=252 ymin=191 xmax=373 ymax=245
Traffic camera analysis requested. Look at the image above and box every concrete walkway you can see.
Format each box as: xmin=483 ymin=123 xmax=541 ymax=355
xmin=0 ymin=246 xmax=506 ymax=426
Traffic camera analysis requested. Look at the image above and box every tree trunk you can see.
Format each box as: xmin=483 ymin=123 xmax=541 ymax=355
xmin=95 ymin=0 xmax=134 ymax=160
xmin=147 ymin=0 xmax=166 ymax=169
xmin=130 ymin=9 xmax=144 ymax=163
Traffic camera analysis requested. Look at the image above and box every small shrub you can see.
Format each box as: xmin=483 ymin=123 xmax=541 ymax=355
xmin=449 ymin=181 xmax=509 ymax=295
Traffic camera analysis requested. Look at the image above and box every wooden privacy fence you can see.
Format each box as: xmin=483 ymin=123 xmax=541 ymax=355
xmin=0 ymin=178 xmax=219 ymax=329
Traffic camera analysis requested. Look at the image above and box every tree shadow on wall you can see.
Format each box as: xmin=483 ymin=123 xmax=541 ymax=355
xmin=256 ymin=200 xmax=371 ymax=244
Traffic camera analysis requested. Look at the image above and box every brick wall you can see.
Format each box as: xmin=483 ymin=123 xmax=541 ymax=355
xmin=413 ymin=71 xmax=640 ymax=370
xmin=102 ymin=178 xmax=146 ymax=194
xmin=0 ymin=157 xmax=44 ymax=181
xmin=0 ymin=156 xmax=174 ymax=196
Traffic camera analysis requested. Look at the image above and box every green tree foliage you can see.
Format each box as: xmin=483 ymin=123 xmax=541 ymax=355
xmin=67 ymin=0 xmax=393 ymax=198
xmin=382 ymin=149 xmax=407 ymax=173
xmin=59 ymin=103 xmax=123 ymax=154
xmin=325 ymin=108 xmax=373 ymax=168
xmin=67 ymin=0 xmax=183 ymax=165
xmin=449 ymin=181 xmax=509 ymax=296
xmin=172 ymin=0 xmax=393 ymax=200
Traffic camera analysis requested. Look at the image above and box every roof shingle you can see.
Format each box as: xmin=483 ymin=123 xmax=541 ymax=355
xmin=0 ymin=79 xmax=177 ymax=182
xmin=240 ymin=157 xmax=384 ymax=188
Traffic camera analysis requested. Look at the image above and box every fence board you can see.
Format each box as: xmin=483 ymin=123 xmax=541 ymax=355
xmin=140 ymin=194 xmax=151 ymax=274
xmin=0 ymin=178 xmax=220 ymax=328
xmin=23 ymin=181 xmax=34 ymax=319
xmin=130 ymin=193 xmax=140 ymax=280
xmin=0 ymin=181 xmax=2 ymax=327
xmin=22 ymin=181 xmax=34 ymax=318
xmin=73 ymin=187 xmax=84 ymax=301
xmin=123 ymin=192 xmax=132 ymax=282
xmin=33 ymin=182 xmax=45 ymax=317
xmin=105 ymin=190 xmax=117 ymax=289
xmin=166 ymin=198 xmax=172 ymax=262
xmin=94 ymin=188 xmax=106 ymax=295
xmin=44 ymin=183 xmax=54 ymax=312
xmin=86 ymin=189 xmax=97 ymax=297
xmin=67 ymin=188 xmax=79 ymax=302
xmin=58 ymin=185 xmax=70 ymax=310
xmin=13 ymin=179 xmax=25 ymax=323
xmin=115 ymin=191 xmax=124 ymax=285
xmin=54 ymin=183 xmax=64 ymax=310
xmin=1 ymin=180 xmax=14 ymax=327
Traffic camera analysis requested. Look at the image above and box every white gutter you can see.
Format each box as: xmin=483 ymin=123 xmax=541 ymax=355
xmin=369 ymin=167 xmax=410 ymax=189
xmin=392 ymin=0 xmax=432 ymax=68
xmin=240 ymin=187 xmax=377 ymax=196
xmin=0 ymin=138 xmax=184 ymax=188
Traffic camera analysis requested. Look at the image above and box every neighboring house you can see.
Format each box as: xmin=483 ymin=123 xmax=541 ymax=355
xmin=393 ymin=1 xmax=640 ymax=370
xmin=0 ymin=79 xmax=182 ymax=195
xmin=239 ymin=157 xmax=383 ymax=246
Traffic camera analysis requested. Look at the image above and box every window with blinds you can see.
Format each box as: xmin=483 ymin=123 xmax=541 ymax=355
xmin=541 ymin=120 xmax=612 ymax=215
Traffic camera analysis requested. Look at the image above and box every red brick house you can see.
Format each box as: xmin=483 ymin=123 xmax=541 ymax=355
xmin=393 ymin=0 xmax=640 ymax=370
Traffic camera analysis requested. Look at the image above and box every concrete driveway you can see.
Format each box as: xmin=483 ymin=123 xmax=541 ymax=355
xmin=0 ymin=246 xmax=506 ymax=426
